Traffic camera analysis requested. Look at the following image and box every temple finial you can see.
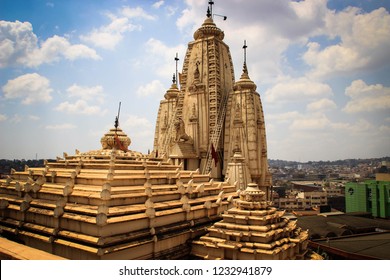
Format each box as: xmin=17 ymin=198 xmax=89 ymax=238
xmin=242 ymin=40 xmax=248 ymax=75
xmin=114 ymin=102 xmax=121 ymax=132
xmin=207 ymin=1 xmax=214 ymax=18
xmin=174 ymin=53 xmax=179 ymax=85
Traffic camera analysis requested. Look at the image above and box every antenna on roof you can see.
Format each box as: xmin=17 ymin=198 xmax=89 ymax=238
xmin=213 ymin=14 xmax=227 ymax=20
xmin=207 ymin=1 xmax=227 ymax=21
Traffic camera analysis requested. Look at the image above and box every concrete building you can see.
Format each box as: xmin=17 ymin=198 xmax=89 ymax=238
xmin=345 ymin=180 xmax=390 ymax=218
xmin=275 ymin=190 xmax=327 ymax=211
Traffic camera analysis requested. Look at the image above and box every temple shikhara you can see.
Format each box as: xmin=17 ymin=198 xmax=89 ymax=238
xmin=153 ymin=12 xmax=271 ymax=194
xmin=0 ymin=3 xmax=310 ymax=260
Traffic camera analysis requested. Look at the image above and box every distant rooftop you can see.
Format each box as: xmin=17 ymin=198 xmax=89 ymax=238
xmin=311 ymin=231 xmax=390 ymax=260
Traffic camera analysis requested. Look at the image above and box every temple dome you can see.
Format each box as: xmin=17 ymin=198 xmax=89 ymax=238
xmin=193 ymin=17 xmax=224 ymax=40
xmin=100 ymin=127 xmax=131 ymax=151
xmin=240 ymin=183 xmax=266 ymax=201
xmin=234 ymin=62 xmax=257 ymax=91
xmin=164 ymin=82 xmax=179 ymax=100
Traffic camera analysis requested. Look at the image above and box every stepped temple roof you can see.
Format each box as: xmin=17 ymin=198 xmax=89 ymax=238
xmin=191 ymin=183 xmax=310 ymax=260
xmin=0 ymin=127 xmax=238 ymax=259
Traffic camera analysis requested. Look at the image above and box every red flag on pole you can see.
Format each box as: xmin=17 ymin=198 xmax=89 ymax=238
xmin=211 ymin=144 xmax=218 ymax=167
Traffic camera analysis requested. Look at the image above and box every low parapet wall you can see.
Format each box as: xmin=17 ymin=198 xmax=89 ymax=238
xmin=0 ymin=237 xmax=66 ymax=260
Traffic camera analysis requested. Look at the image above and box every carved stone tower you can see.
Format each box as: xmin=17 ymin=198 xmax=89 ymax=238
xmin=224 ymin=55 xmax=272 ymax=197
xmin=153 ymin=5 xmax=271 ymax=193
xmin=153 ymin=11 xmax=235 ymax=177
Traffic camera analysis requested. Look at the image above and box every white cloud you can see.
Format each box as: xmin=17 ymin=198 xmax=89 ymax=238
xmin=120 ymin=114 xmax=155 ymax=152
xmin=303 ymin=7 xmax=390 ymax=78
xmin=25 ymin=35 xmax=101 ymax=66
xmin=266 ymin=111 xmax=301 ymax=123
xmin=343 ymin=80 xmax=390 ymax=113
xmin=166 ymin=6 xmax=177 ymax=17
xmin=264 ymin=77 xmax=333 ymax=103
xmin=171 ymin=1 xmax=327 ymax=86
xmin=66 ymin=84 xmax=105 ymax=103
xmin=379 ymin=125 xmax=390 ymax=133
xmin=0 ymin=20 xmax=37 ymax=67
xmin=330 ymin=119 xmax=375 ymax=135
xmin=0 ymin=20 xmax=100 ymax=68
xmin=144 ymin=38 xmax=186 ymax=77
xmin=136 ymin=80 xmax=166 ymax=97
xmin=56 ymin=83 xmax=106 ymax=115
xmin=80 ymin=6 xmax=156 ymax=50
xmin=2 ymin=73 xmax=53 ymax=104
xmin=303 ymin=42 xmax=366 ymax=78
xmin=152 ymin=1 xmax=164 ymax=9
xmin=0 ymin=114 xmax=7 ymax=121
xmin=289 ymin=113 xmax=330 ymax=131
xmin=45 ymin=123 xmax=76 ymax=130
xmin=122 ymin=114 xmax=153 ymax=129
xmin=28 ymin=115 xmax=40 ymax=121
xmin=121 ymin=6 xmax=156 ymax=20
xmin=307 ymin=98 xmax=337 ymax=112
xmin=10 ymin=114 xmax=22 ymax=123
xmin=80 ymin=17 xmax=139 ymax=50
xmin=55 ymin=99 xmax=105 ymax=115
xmin=176 ymin=0 xmax=204 ymax=32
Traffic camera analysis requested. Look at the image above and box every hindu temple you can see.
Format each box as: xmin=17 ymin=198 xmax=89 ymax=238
xmin=152 ymin=6 xmax=271 ymax=195
xmin=0 ymin=2 xmax=310 ymax=260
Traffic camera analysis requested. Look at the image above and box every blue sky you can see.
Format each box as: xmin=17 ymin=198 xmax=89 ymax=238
xmin=0 ymin=0 xmax=389 ymax=161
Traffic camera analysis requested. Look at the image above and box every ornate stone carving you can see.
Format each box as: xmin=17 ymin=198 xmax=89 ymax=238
xmin=174 ymin=118 xmax=192 ymax=143
xmin=100 ymin=127 xmax=131 ymax=151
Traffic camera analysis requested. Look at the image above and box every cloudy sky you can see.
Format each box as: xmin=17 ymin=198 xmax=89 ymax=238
xmin=1 ymin=0 xmax=389 ymax=162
